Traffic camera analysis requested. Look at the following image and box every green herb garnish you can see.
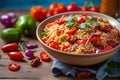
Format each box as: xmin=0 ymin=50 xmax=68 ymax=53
xmin=65 ymin=22 xmax=77 ymax=27
xmin=60 ymin=38 xmax=65 ymax=42
xmin=66 ymin=16 xmax=75 ymax=22
xmin=79 ymin=23 xmax=91 ymax=29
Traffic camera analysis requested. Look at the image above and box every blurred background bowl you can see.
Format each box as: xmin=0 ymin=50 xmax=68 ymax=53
xmin=36 ymin=11 xmax=120 ymax=66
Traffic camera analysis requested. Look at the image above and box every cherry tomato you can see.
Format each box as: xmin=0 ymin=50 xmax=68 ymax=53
xmin=1 ymin=43 xmax=19 ymax=52
xmin=8 ymin=51 xmax=23 ymax=60
xmin=40 ymin=52 xmax=50 ymax=61
xmin=79 ymin=5 xmax=89 ymax=11
xmin=67 ymin=2 xmax=78 ymax=11
xmin=89 ymin=6 xmax=99 ymax=12
xmin=30 ymin=6 xmax=48 ymax=21
xmin=8 ymin=62 xmax=20 ymax=71
xmin=49 ymin=2 xmax=66 ymax=16
xmin=76 ymin=16 xmax=85 ymax=23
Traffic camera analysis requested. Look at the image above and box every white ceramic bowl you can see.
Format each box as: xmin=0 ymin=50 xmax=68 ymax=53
xmin=36 ymin=11 xmax=120 ymax=66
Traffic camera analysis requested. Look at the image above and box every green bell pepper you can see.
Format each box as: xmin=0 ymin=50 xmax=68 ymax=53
xmin=16 ymin=14 xmax=36 ymax=36
xmin=0 ymin=28 xmax=22 ymax=43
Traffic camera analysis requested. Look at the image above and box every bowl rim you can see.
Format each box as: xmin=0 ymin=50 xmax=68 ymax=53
xmin=36 ymin=11 xmax=120 ymax=57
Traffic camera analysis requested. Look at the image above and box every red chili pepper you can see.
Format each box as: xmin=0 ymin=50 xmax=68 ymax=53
xmin=30 ymin=57 xmax=41 ymax=67
xmin=8 ymin=51 xmax=23 ymax=61
xmin=8 ymin=62 xmax=20 ymax=71
xmin=76 ymin=71 xmax=91 ymax=78
xmin=103 ymin=45 xmax=113 ymax=52
xmin=40 ymin=52 xmax=51 ymax=61
xmin=1 ymin=43 xmax=19 ymax=52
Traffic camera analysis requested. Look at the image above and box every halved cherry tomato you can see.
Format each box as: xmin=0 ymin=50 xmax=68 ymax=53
xmin=30 ymin=6 xmax=48 ymax=21
xmin=77 ymin=71 xmax=91 ymax=78
xmin=76 ymin=16 xmax=85 ymax=23
xmin=40 ymin=52 xmax=50 ymax=61
xmin=66 ymin=27 xmax=78 ymax=35
xmin=54 ymin=19 xmax=65 ymax=25
xmin=67 ymin=2 xmax=78 ymax=11
xmin=103 ymin=45 xmax=113 ymax=52
xmin=8 ymin=51 xmax=23 ymax=60
xmin=8 ymin=62 xmax=20 ymax=71
xmin=49 ymin=2 xmax=66 ymax=16
xmin=1 ymin=43 xmax=19 ymax=52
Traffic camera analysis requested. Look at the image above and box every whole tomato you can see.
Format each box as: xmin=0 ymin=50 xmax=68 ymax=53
xmin=67 ymin=2 xmax=78 ymax=11
xmin=78 ymin=5 xmax=89 ymax=11
xmin=89 ymin=6 xmax=99 ymax=12
xmin=49 ymin=2 xmax=66 ymax=16
xmin=8 ymin=51 xmax=23 ymax=60
xmin=30 ymin=6 xmax=48 ymax=21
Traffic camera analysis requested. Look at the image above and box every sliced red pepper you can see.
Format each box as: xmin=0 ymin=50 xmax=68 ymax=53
xmin=56 ymin=29 xmax=64 ymax=36
xmin=103 ymin=45 xmax=113 ymax=52
xmin=40 ymin=51 xmax=51 ymax=61
xmin=79 ymin=38 xmax=88 ymax=44
xmin=8 ymin=62 xmax=20 ymax=71
xmin=77 ymin=71 xmax=91 ymax=78
xmin=61 ymin=46 xmax=69 ymax=52
xmin=1 ymin=43 xmax=19 ymax=52
xmin=50 ymin=42 xmax=61 ymax=50
xmin=66 ymin=27 xmax=78 ymax=35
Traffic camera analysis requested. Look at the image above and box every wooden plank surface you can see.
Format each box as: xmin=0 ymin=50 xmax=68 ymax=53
xmin=0 ymin=10 xmax=120 ymax=80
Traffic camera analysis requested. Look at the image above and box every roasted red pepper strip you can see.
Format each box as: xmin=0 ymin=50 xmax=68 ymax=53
xmin=40 ymin=52 xmax=51 ymax=61
xmin=103 ymin=45 xmax=113 ymax=52
xmin=30 ymin=57 xmax=41 ymax=67
xmin=8 ymin=62 xmax=20 ymax=71
xmin=76 ymin=71 xmax=91 ymax=78
xmin=1 ymin=43 xmax=19 ymax=52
